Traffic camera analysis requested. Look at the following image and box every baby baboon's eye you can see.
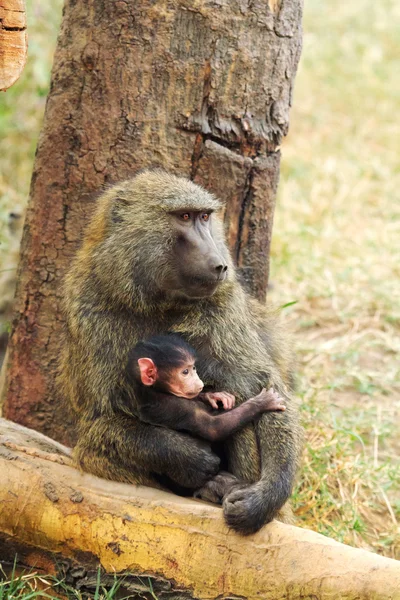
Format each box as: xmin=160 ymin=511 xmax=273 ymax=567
xmin=180 ymin=213 xmax=191 ymax=221
xmin=182 ymin=368 xmax=189 ymax=375
xmin=201 ymin=213 xmax=210 ymax=221
xmin=193 ymin=365 xmax=196 ymax=371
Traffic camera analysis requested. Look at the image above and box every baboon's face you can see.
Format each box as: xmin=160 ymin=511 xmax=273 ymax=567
xmin=100 ymin=171 xmax=233 ymax=302
xmin=162 ymin=210 xmax=229 ymax=299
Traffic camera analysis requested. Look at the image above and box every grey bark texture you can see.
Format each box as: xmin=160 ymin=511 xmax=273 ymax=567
xmin=2 ymin=0 xmax=303 ymax=443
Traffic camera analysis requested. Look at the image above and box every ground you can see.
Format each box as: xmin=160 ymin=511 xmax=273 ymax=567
xmin=269 ymin=0 xmax=400 ymax=557
xmin=0 ymin=3 xmax=398 ymax=593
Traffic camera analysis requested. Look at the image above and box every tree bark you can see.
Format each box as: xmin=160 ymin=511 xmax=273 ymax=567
xmin=0 ymin=0 xmax=27 ymax=91
xmin=1 ymin=0 xmax=303 ymax=443
xmin=1 ymin=418 xmax=400 ymax=600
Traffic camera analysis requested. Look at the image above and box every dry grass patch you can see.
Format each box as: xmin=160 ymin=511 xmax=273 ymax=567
xmin=270 ymin=0 xmax=400 ymax=558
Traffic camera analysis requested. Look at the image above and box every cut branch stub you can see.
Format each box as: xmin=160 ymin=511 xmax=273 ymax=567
xmin=0 ymin=0 xmax=27 ymax=91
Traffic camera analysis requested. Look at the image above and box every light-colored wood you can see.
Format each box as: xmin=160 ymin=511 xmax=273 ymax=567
xmin=0 ymin=0 xmax=27 ymax=91
xmin=1 ymin=418 xmax=399 ymax=600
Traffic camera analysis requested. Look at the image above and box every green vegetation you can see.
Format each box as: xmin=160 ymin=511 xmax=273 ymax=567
xmin=0 ymin=0 xmax=398 ymax=584
xmin=270 ymin=0 xmax=400 ymax=557
xmin=0 ymin=561 xmax=159 ymax=599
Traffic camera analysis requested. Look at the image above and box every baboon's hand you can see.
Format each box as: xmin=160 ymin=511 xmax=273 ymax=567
xmin=253 ymin=387 xmax=286 ymax=412
xmin=202 ymin=391 xmax=235 ymax=410
xmin=223 ymin=480 xmax=277 ymax=535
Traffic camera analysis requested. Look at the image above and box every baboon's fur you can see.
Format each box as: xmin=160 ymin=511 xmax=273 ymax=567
xmin=59 ymin=170 xmax=302 ymax=534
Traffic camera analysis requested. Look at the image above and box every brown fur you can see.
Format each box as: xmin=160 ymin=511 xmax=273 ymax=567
xmin=59 ymin=170 xmax=303 ymax=534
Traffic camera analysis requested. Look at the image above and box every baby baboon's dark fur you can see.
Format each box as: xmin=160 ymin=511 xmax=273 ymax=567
xmin=59 ymin=170 xmax=303 ymax=534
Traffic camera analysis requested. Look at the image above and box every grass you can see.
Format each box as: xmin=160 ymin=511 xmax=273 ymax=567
xmin=0 ymin=0 xmax=398 ymax=584
xmin=269 ymin=0 xmax=400 ymax=558
xmin=0 ymin=561 xmax=160 ymax=599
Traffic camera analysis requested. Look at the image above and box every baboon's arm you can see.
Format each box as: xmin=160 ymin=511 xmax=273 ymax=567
xmin=222 ymin=393 xmax=302 ymax=534
xmin=257 ymin=396 xmax=302 ymax=486
xmin=138 ymin=391 xmax=284 ymax=442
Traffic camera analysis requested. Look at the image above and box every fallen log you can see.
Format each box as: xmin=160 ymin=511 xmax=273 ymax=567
xmin=0 ymin=417 xmax=399 ymax=599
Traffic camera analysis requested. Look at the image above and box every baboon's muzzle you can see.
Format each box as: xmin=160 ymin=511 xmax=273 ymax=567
xmin=178 ymin=230 xmax=228 ymax=296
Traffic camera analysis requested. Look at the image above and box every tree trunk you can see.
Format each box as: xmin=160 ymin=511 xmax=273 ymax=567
xmin=1 ymin=418 xmax=400 ymax=600
xmin=0 ymin=0 xmax=27 ymax=91
xmin=1 ymin=0 xmax=302 ymax=443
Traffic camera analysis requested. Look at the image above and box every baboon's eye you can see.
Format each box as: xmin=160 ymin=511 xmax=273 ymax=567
xmin=182 ymin=368 xmax=189 ymax=375
xmin=201 ymin=213 xmax=210 ymax=222
xmin=180 ymin=213 xmax=191 ymax=221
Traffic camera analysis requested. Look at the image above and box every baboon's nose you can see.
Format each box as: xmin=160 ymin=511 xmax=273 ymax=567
xmin=215 ymin=263 xmax=228 ymax=279
xmin=215 ymin=263 xmax=228 ymax=274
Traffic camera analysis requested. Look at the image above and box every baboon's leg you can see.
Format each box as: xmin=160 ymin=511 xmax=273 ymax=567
xmin=74 ymin=415 xmax=221 ymax=490
xmin=223 ymin=426 xmax=261 ymax=482
xmin=194 ymin=471 xmax=242 ymax=505
xmin=74 ymin=446 xmax=158 ymax=487
xmin=276 ymin=502 xmax=295 ymax=524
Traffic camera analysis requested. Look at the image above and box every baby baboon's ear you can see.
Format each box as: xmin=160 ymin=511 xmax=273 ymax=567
xmin=137 ymin=358 xmax=158 ymax=386
xmin=110 ymin=196 xmax=131 ymax=224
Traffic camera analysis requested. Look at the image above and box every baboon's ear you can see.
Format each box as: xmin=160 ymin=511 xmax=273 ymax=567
xmin=110 ymin=197 xmax=131 ymax=224
xmin=137 ymin=358 xmax=158 ymax=386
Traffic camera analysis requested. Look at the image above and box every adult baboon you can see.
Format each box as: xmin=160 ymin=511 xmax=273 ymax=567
xmin=59 ymin=170 xmax=302 ymax=534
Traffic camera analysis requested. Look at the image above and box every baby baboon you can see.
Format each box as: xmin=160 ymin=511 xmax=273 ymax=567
xmin=128 ymin=333 xmax=286 ymax=442
xmin=59 ymin=169 xmax=302 ymax=535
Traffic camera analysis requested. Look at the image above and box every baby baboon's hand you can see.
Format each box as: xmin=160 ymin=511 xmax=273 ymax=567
xmin=201 ymin=391 xmax=235 ymax=410
xmin=253 ymin=387 xmax=286 ymax=412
